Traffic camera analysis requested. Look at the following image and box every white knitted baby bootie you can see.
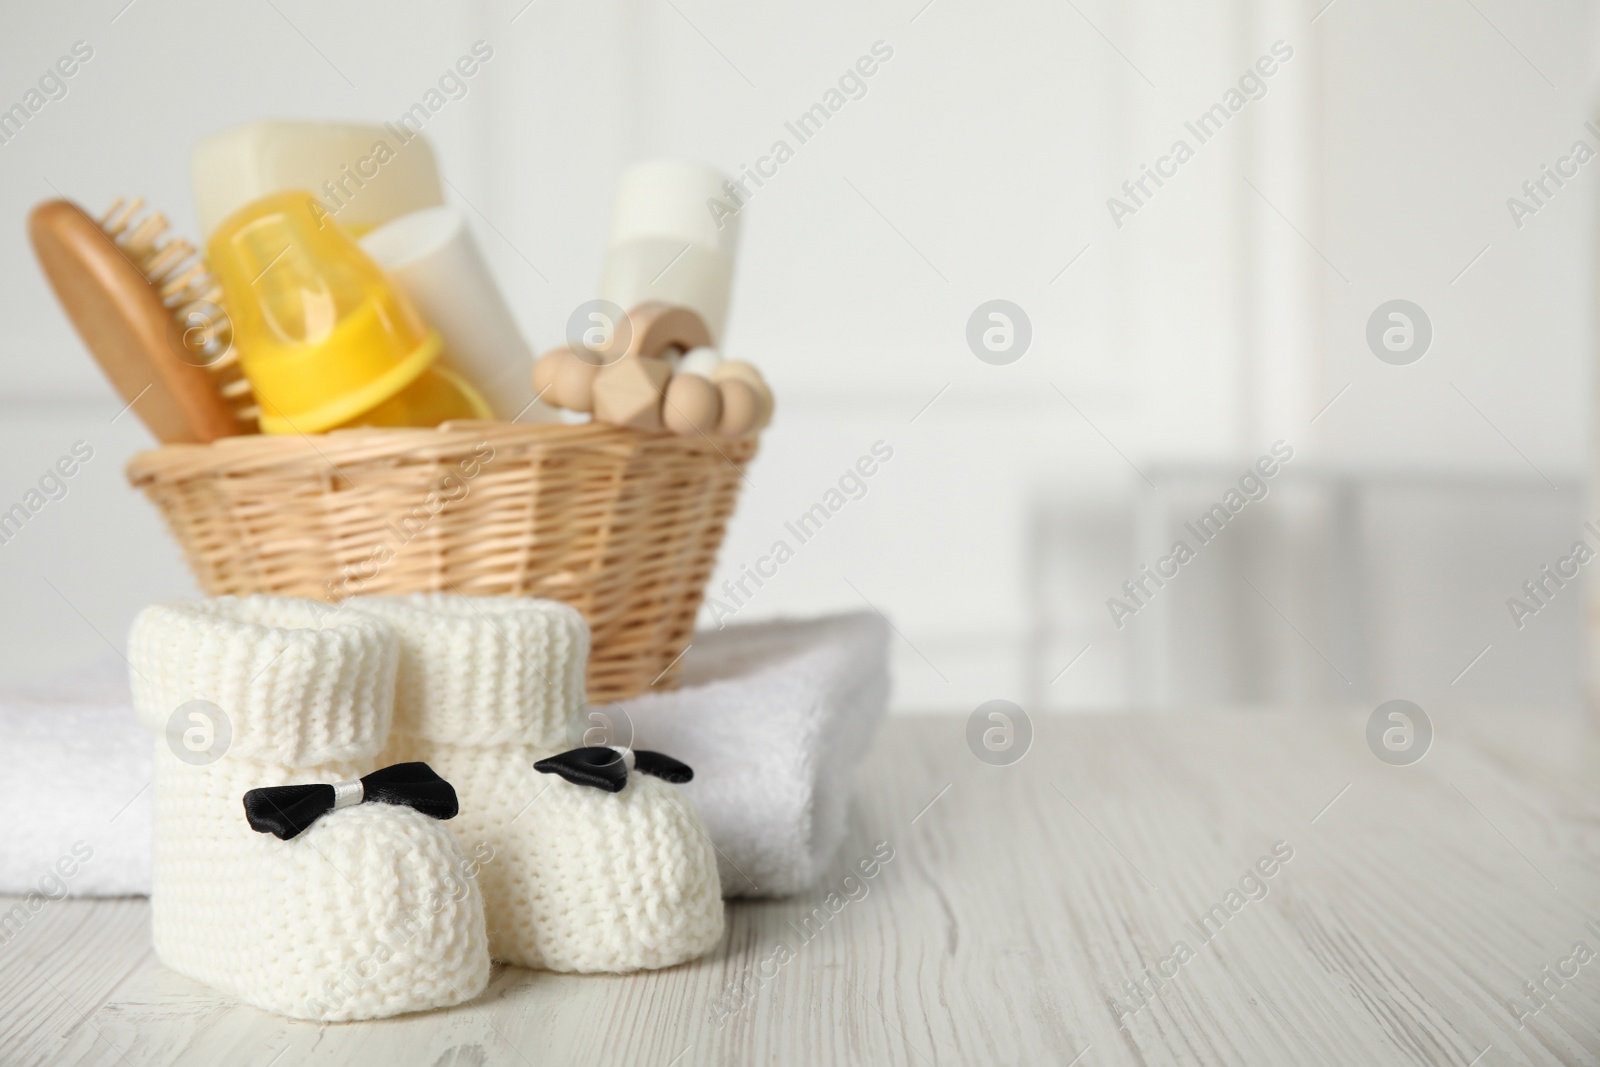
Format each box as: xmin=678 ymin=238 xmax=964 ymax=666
xmin=353 ymin=594 xmax=724 ymax=973
xmin=129 ymin=596 xmax=491 ymax=1021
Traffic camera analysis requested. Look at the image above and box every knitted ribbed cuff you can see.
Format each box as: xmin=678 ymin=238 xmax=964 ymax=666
xmin=129 ymin=596 xmax=396 ymax=767
xmin=348 ymin=595 xmax=588 ymax=748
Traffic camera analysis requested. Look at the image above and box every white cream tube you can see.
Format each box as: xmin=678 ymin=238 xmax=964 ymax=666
xmin=362 ymin=206 xmax=553 ymax=422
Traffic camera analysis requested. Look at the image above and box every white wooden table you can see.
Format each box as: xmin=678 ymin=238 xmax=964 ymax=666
xmin=4 ymin=711 xmax=1599 ymax=1066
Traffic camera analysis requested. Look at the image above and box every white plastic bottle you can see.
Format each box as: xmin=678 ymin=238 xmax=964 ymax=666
xmin=599 ymin=160 xmax=741 ymax=345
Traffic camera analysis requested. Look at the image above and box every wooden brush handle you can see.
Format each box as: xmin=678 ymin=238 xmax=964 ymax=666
xmin=29 ymin=199 xmax=247 ymax=443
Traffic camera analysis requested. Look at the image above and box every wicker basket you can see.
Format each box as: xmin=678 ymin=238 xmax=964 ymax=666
xmin=126 ymin=421 xmax=757 ymax=701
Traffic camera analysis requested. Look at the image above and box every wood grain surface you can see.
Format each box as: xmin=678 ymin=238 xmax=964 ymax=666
xmin=3 ymin=710 xmax=1599 ymax=1067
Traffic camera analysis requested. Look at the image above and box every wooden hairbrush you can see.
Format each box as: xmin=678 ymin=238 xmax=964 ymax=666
xmin=99 ymin=198 xmax=259 ymax=427
xmin=29 ymin=197 xmax=256 ymax=442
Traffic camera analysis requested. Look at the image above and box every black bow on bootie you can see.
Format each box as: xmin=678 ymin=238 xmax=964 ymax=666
xmin=533 ymin=747 xmax=693 ymax=793
xmin=243 ymin=762 xmax=459 ymax=840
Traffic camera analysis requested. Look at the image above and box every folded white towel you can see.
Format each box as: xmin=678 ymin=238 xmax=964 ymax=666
xmin=0 ymin=658 xmax=150 ymax=899
xmin=0 ymin=613 xmax=889 ymax=902
xmin=620 ymin=612 xmax=890 ymax=898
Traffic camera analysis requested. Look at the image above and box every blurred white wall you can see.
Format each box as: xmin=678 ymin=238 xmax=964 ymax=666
xmin=0 ymin=0 xmax=1592 ymax=714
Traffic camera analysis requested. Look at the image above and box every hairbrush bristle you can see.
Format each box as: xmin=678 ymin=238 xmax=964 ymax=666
xmin=99 ymin=197 xmax=260 ymax=425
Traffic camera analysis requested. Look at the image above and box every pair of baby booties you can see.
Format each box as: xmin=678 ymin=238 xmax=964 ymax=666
xmin=128 ymin=594 xmax=724 ymax=1022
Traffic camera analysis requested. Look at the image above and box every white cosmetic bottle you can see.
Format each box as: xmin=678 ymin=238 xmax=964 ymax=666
xmin=599 ymin=160 xmax=741 ymax=345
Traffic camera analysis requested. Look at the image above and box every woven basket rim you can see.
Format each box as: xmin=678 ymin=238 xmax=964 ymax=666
xmin=124 ymin=418 xmax=759 ymax=700
xmin=126 ymin=420 xmax=756 ymax=484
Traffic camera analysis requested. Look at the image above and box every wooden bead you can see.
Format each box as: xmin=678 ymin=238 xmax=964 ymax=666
xmin=624 ymin=302 xmax=712 ymax=359
xmin=532 ymin=348 xmax=566 ymax=398
xmin=711 ymin=361 xmax=773 ymax=429
xmin=552 ymin=349 xmax=600 ymax=413
xmin=593 ymin=355 xmax=672 ymax=431
xmin=716 ymin=379 xmax=761 ymax=438
xmin=662 ymin=373 xmax=722 ymax=437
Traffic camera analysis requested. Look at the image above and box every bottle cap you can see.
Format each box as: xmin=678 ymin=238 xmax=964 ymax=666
xmin=207 ymin=190 xmax=447 ymax=434
xmin=606 ymin=159 xmax=739 ymax=257
xmin=191 ymin=120 xmax=444 ymax=239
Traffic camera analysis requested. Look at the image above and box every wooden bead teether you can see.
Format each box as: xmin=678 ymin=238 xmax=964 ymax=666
xmin=624 ymin=302 xmax=712 ymax=359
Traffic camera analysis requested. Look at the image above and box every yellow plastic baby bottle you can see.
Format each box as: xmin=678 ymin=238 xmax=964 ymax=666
xmin=206 ymin=190 xmax=488 ymax=434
